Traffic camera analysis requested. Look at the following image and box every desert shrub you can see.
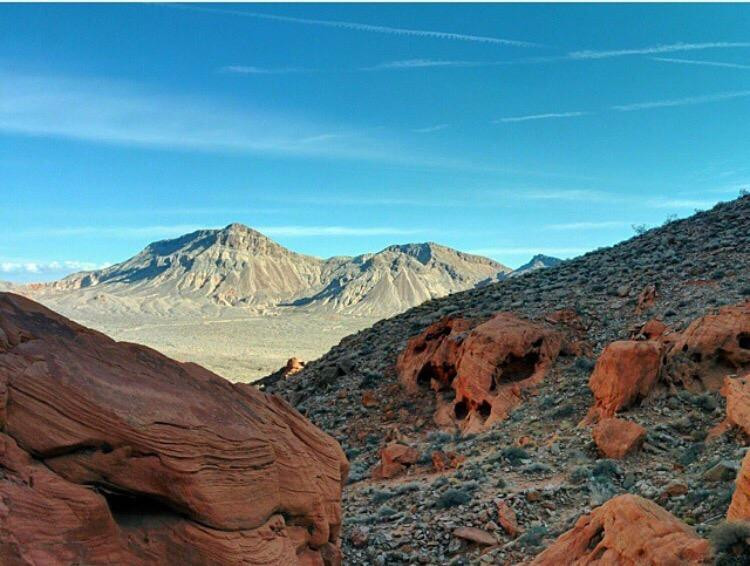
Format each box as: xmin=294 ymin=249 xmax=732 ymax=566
xmin=551 ymin=404 xmax=576 ymax=419
xmin=372 ymin=489 xmax=395 ymax=504
xmin=518 ymin=525 xmax=548 ymax=549
xmin=710 ymin=521 xmax=750 ymax=565
xmin=574 ymin=356 xmax=596 ymax=372
xmin=394 ymin=482 xmax=421 ymax=495
xmin=435 ymin=488 xmax=472 ymax=509
xmin=377 ymin=505 xmax=398 ymax=518
xmin=502 ymin=446 xmax=530 ymax=466
xmin=592 ymin=459 xmax=621 ymax=479
xmin=522 ymin=462 xmax=552 ymax=475
xmin=569 ymin=465 xmax=590 ymax=484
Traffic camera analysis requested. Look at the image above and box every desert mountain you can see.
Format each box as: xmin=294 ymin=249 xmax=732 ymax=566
xmin=510 ymin=253 xmax=563 ymax=276
xmin=268 ymin=195 xmax=750 ymax=564
xmin=28 ymin=223 xmax=513 ymax=318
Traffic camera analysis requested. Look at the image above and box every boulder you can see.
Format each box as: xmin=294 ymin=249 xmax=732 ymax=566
xmin=728 ymin=450 xmax=750 ymax=521
xmin=665 ymin=302 xmax=750 ymax=391
xmin=452 ymin=526 xmax=497 ymax=546
xmin=284 ymin=357 xmax=306 ymax=376
xmin=0 ymin=293 xmax=348 ymax=565
xmin=720 ymin=374 xmax=750 ymax=436
xmin=371 ymin=443 xmax=419 ymax=479
xmin=592 ymin=417 xmax=646 ymax=459
xmin=631 ymin=318 xmax=670 ymax=340
xmin=635 ymin=283 xmax=658 ymax=314
xmin=586 ymin=340 xmax=663 ymax=421
xmin=496 ymin=500 xmax=521 ymax=537
xmin=529 ymin=494 xmax=711 ymax=565
xmin=398 ymin=313 xmax=563 ymax=432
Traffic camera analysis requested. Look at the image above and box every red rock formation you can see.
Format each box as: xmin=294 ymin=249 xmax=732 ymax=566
xmin=530 ymin=494 xmax=712 ymax=565
xmin=665 ymin=302 xmax=750 ymax=391
xmin=631 ymin=318 xmax=670 ymax=340
xmin=371 ymin=443 xmax=419 ymax=479
xmin=398 ymin=313 xmax=563 ymax=433
xmin=720 ymin=374 xmax=750 ymax=436
xmin=592 ymin=417 xmax=646 ymax=459
xmin=586 ymin=340 xmax=663 ymax=422
xmin=397 ymin=317 xmax=473 ymax=394
xmin=728 ymin=449 xmax=750 ymax=521
xmin=0 ymin=293 xmax=348 ymax=565
xmin=431 ymin=450 xmax=465 ymax=473
xmin=496 ymin=500 xmax=521 ymax=537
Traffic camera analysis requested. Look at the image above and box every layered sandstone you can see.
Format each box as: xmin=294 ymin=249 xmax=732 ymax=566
xmin=728 ymin=450 xmax=750 ymax=521
xmin=0 ymin=292 xmax=348 ymax=565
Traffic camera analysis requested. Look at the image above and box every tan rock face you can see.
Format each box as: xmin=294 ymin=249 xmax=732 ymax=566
xmin=0 ymin=292 xmax=348 ymax=565
xmin=530 ymin=494 xmax=712 ymax=565
xmin=592 ymin=417 xmax=646 ymax=459
xmin=728 ymin=449 xmax=750 ymax=521
xmin=398 ymin=313 xmax=563 ymax=433
xmin=635 ymin=283 xmax=658 ymax=314
xmin=665 ymin=302 xmax=750 ymax=391
xmin=586 ymin=340 xmax=663 ymax=421
xmin=285 ymin=357 xmax=306 ymax=376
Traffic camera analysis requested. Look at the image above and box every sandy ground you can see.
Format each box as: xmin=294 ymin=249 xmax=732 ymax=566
xmin=58 ymin=309 xmax=378 ymax=382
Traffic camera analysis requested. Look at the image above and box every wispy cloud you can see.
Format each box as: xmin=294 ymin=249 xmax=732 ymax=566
xmin=172 ymin=4 xmax=537 ymax=47
xmin=256 ymin=225 xmax=424 ymax=237
xmin=412 ymin=124 xmax=449 ymax=133
xmin=569 ymin=42 xmax=750 ymax=60
xmin=612 ymin=89 xmax=750 ymax=111
xmin=0 ymin=260 xmax=109 ymax=275
xmin=647 ymin=198 xmax=718 ymax=209
xmin=0 ymin=71 xmax=405 ymax=163
xmin=363 ymin=59 xmax=494 ymax=71
xmin=219 ymin=65 xmax=312 ymax=75
xmin=544 ymin=221 xmax=629 ymax=230
xmin=521 ymin=189 xmax=614 ymax=202
xmin=495 ymin=111 xmax=589 ymax=123
xmin=15 ymin=225 xmax=207 ymax=239
xmin=650 ymin=57 xmax=750 ymax=70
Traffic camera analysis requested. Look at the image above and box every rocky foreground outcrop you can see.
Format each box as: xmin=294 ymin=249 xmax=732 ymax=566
xmin=0 ymin=293 xmax=348 ymax=565
xmin=530 ymin=494 xmax=712 ymax=565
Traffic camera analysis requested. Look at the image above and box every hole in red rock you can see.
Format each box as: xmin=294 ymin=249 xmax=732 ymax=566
xmin=454 ymin=401 xmax=469 ymax=420
xmin=478 ymin=401 xmax=492 ymax=419
xmin=498 ymin=351 xmax=540 ymax=383
xmin=100 ymin=488 xmax=183 ymax=529
xmin=587 ymin=526 xmax=604 ymax=550
xmin=413 ymin=342 xmax=427 ymax=354
xmin=682 ymin=344 xmax=689 ymax=352
xmin=690 ymin=352 xmax=702 ymax=363
xmin=489 ymin=377 xmax=497 ymax=392
xmin=739 ymin=333 xmax=750 ymax=349
xmin=416 ymin=364 xmax=436 ymax=388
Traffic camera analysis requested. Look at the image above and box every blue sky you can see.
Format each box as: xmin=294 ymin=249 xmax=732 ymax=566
xmin=2 ymin=3 xmax=750 ymax=281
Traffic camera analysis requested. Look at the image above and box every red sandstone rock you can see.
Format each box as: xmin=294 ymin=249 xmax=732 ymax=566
xmin=665 ymin=302 xmax=750 ymax=391
xmin=0 ymin=292 xmax=348 ymax=565
xmin=728 ymin=450 xmax=750 ymax=521
xmin=361 ymin=390 xmax=377 ymax=408
xmin=592 ymin=417 xmax=646 ymax=459
xmin=496 ymin=500 xmax=521 ymax=537
xmin=398 ymin=313 xmax=562 ymax=433
xmin=586 ymin=340 xmax=663 ymax=421
xmin=635 ymin=283 xmax=658 ymax=314
xmin=720 ymin=375 xmax=750 ymax=436
xmin=431 ymin=450 xmax=464 ymax=473
xmin=530 ymin=494 xmax=712 ymax=565
xmin=632 ymin=318 xmax=670 ymax=340
xmin=371 ymin=443 xmax=419 ymax=479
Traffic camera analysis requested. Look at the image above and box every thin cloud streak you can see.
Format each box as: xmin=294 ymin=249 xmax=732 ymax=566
xmin=0 ymin=260 xmax=110 ymax=275
xmin=220 ymin=65 xmax=312 ymax=75
xmin=569 ymin=42 xmax=750 ymax=60
xmin=363 ymin=59 xmax=496 ymax=70
xmin=495 ymin=111 xmax=588 ymax=123
xmin=412 ymin=124 xmax=449 ymax=133
xmin=650 ymin=57 xmax=750 ymax=70
xmin=612 ymin=90 xmax=750 ymax=111
xmin=544 ymin=221 xmax=629 ymax=230
xmin=172 ymin=4 xmax=537 ymax=47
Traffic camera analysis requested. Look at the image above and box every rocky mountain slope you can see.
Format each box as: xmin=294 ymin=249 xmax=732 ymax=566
xmin=0 ymin=292 xmax=347 ymax=565
xmin=268 ymin=195 xmax=750 ymax=564
xmin=28 ymin=224 xmax=512 ymax=318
